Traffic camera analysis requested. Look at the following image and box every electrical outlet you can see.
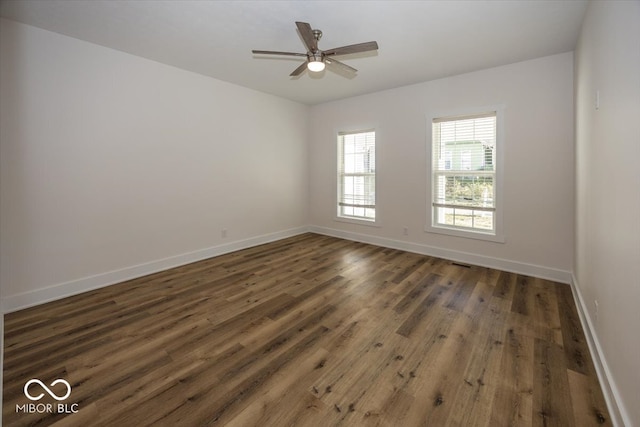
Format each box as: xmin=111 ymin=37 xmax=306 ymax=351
xmin=403 ymin=226 xmax=408 ymax=236
xmin=221 ymin=228 xmax=228 ymax=238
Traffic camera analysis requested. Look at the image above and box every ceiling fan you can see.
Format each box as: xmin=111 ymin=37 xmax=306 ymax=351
xmin=252 ymin=22 xmax=379 ymax=77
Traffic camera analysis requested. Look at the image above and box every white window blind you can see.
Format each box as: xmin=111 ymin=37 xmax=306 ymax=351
xmin=338 ymin=130 xmax=376 ymax=221
xmin=432 ymin=112 xmax=497 ymax=233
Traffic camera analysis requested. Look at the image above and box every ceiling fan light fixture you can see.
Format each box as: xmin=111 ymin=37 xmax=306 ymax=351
xmin=307 ymin=60 xmax=325 ymax=72
xmin=307 ymin=53 xmax=325 ymax=72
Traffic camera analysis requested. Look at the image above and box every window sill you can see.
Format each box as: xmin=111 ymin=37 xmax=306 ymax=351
xmin=335 ymin=216 xmax=381 ymax=228
xmin=424 ymin=224 xmax=505 ymax=243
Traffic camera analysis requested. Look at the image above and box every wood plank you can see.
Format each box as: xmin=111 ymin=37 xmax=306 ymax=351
xmin=567 ymin=369 xmax=611 ymax=426
xmin=493 ymin=270 xmax=517 ymax=300
xmin=395 ymin=285 xmax=448 ymax=338
xmin=446 ymin=282 xmax=505 ymax=426
xmin=489 ymin=329 xmax=535 ymax=426
xmin=556 ymin=283 xmax=594 ymax=375
xmin=511 ymin=274 xmax=534 ymax=316
xmin=532 ymin=338 xmax=576 ymax=426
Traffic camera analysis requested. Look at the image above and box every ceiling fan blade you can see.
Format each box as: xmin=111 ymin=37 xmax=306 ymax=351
xmin=295 ymin=21 xmax=317 ymax=52
xmin=326 ymin=58 xmax=357 ymax=74
xmin=290 ymin=62 xmax=308 ymax=77
xmin=252 ymin=50 xmax=307 ymax=57
xmin=324 ymin=41 xmax=379 ymax=57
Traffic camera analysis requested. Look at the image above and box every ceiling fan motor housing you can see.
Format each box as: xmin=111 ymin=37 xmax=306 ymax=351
xmin=312 ymin=29 xmax=323 ymax=43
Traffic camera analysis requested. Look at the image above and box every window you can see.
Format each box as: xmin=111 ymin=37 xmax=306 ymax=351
xmin=337 ymin=130 xmax=376 ymax=222
xmin=428 ymin=110 xmax=503 ymax=240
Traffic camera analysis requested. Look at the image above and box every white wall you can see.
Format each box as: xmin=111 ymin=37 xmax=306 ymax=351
xmin=0 ymin=19 xmax=309 ymax=311
xmin=309 ymin=53 xmax=575 ymax=281
xmin=574 ymin=1 xmax=640 ymax=426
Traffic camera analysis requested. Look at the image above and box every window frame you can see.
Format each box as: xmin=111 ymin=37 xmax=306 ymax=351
xmin=336 ymin=128 xmax=379 ymax=226
xmin=425 ymin=106 xmax=505 ymax=243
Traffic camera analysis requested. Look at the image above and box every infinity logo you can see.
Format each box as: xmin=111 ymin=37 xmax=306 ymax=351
xmin=24 ymin=379 xmax=72 ymax=401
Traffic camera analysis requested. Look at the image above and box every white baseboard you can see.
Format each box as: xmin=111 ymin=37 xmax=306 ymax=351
xmin=1 ymin=312 xmax=3 ymax=425
xmin=309 ymin=225 xmax=572 ymax=283
xmin=2 ymin=225 xmax=572 ymax=313
xmin=1 ymin=227 xmax=309 ymax=314
xmin=569 ymin=274 xmax=630 ymax=427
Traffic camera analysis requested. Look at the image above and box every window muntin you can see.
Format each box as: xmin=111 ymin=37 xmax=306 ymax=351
xmin=432 ymin=113 xmax=497 ymax=234
xmin=337 ymin=130 xmax=376 ymax=222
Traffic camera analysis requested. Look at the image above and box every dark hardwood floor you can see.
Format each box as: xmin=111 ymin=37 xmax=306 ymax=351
xmin=3 ymin=233 xmax=610 ymax=426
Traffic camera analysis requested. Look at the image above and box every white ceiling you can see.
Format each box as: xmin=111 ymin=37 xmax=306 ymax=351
xmin=0 ymin=0 xmax=588 ymax=105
